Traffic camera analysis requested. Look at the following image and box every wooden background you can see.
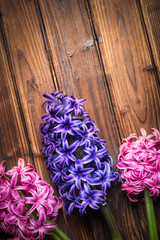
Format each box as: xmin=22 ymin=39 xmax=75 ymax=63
xmin=0 ymin=0 xmax=160 ymax=239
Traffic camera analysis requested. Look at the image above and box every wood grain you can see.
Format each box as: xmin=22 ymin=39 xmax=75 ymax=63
xmin=0 ymin=0 xmax=56 ymax=183
xmin=0 ymin=16 xmax=36 ymax=240
xmin=88 ymin=0 xmax=160 ymax=137
xmin=0 ymin=20 xmax=31 ymax=169
xmin=139 ymin=0 xmax=160 ymax=75
xmin=88 ymin=0 xmax=160 ymax=239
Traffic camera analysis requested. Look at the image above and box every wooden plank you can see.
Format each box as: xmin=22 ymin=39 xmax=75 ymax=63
xmin=88 ymin=0 xmax=160 ymax=239
xmin=88 ymin=0 xmax=160 ymax=137
xmin=0 ymin=20 xmax=31 ymax=169
xmin=139 ymin=0 xmax=160 ymax=75
xmin=0 ymin=0 xmax=55 ymax=184
xmin=0 ymin=16 xmax=35 ymax=240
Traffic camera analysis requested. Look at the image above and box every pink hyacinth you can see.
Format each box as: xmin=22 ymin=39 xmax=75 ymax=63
xmin=117 ymin=128 xmax=160 ymax=202
xmin=0 ymin=158 xmax=63 ymax=240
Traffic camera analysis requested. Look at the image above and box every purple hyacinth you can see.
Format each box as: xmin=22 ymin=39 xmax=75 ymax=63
xmin=40 ymin=91 xmax=120 ymax=215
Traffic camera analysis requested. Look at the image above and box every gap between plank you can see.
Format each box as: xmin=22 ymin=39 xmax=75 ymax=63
xmin=136 ymin=0 xmax=160 ymax=92
xmin=0 ymin=11 xmax=35 ymax=167
xmin=85 ymin=0 xmax=122 ymax=143
xmin=35 ymin=0 xmax=60 ymax=91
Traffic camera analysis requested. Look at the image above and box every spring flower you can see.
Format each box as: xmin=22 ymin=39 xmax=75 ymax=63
xmin=117 ymin=128 xmax=160 ymax=240
xmin=40 ymin=91 xmax=120 ymax=215
xmin=117 ymin=128 xmax=160 ymax=202
xmin=0 ymin=158 xmax=64 ymax=240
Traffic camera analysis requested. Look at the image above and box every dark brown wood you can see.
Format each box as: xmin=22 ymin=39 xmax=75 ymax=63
xmin=139 ymin=0 xmax=160 ymax=76
xmin=0 ymin=0 xmax=159 ymax=239
xmin=0 ymin=19 xmax=31 ymax=168
xmin=88 ymin=0 xmax=160 ymax=137
xmin=0 ymin=0 xmax=56 ymax=183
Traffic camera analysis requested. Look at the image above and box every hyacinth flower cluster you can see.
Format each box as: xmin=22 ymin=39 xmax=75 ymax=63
xmin=40 ymin=91 xmax=123 ymax=240
xmin=0 ymin=158 xmax=70 ymax=240
xmin=117 ymin=128 xmax=160 ymax=201
xmin=117 ymin=128 xmax=160 ymax=240
xmin=40 ymin=91 xmax=120 ymax=216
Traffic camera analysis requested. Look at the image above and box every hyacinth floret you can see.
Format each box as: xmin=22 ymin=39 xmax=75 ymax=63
xmin=117 ymin=128 xmax=160 ymax=202
xmin=0 ymin=158 xmax=63 ymax=240
xmin=40 ymin=90 xmax=120 ymax=215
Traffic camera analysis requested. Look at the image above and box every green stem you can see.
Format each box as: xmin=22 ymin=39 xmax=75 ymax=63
xmin=54 ymin=227 xmax=71 ymax=240
xmin=49 ymin=232 xmax=62 ymax=240
xmin=144 ymin=188 xmax=159 ymax=240
xmin=100 ymin=203 xmax=123 ymax=240
xmin=45 ymin=220 xmax=71 ymax=240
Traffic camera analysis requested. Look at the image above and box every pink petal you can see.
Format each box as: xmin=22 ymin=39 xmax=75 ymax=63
xmin=0 ymin=160 xmax=6 ymax=174
xmin=38 ymin=185 xmax=50 ymax=200
xmin=18 ymin=158 xmax=25 ymax=169
xmin=140 ymin=128 xmax=146 ymax=137
xmin=10 ymin=172 xmax=18 ymax=188
xmin=37 ymin=206 xmax=46 ymax=223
